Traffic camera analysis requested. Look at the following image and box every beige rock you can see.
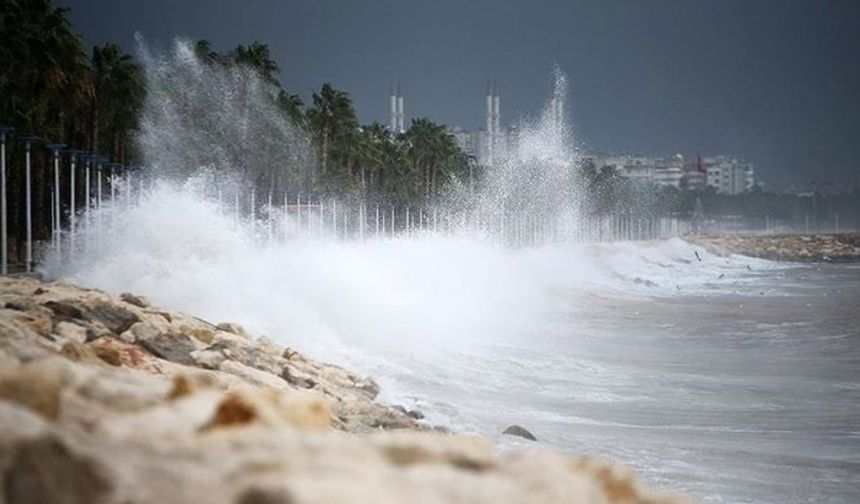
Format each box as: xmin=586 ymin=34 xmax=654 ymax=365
xmin=0 ymin=358 xmax=82 ymax=419
xmin=54 ymin=321 xmax=89 ymax=345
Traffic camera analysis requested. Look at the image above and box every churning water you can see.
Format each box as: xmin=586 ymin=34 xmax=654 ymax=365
xmin=49 ymin=184 xmax=860 ymax=503
xmin=46 ymin=40 xmax=860 ymax=503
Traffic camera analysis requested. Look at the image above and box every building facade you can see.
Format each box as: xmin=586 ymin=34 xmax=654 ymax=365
xmin=703 ymin=156 xmax=755 ymax=194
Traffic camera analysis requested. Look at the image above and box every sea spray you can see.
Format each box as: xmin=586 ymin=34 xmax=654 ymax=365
xmin=43 ymin=41 xmax=772 ymax=368
xmin=135 ymin=36 xmax=314 ymax=193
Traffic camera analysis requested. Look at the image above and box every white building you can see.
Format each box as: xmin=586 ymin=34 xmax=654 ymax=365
xmin=704 ymin=156 xmax=755 ymax=194
xmin=587 ymin=153 xmax=684 ymax=188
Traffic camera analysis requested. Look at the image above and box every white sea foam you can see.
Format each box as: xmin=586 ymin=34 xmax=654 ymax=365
xmin=45 ymin=179 xmax=773 ymax=365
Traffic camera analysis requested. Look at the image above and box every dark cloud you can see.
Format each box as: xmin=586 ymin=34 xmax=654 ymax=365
xmin=61 ymin=0 xmax=860 ymax=187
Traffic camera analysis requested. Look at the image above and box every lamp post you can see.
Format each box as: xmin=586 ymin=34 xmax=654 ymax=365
xmin=47 ymin=143 xmax=65 ymax=254
xmin=18 ymin=137 xmax=39 ymax=271
xmin=84 ymin=154 xmax=98 ymax=251
xmin=0 ymin=126 xmax=14 ymax=274
xmin=95 ymin=156 xmax=106 ymax=210
xmin=65 ymin=149 xmax=85 ymax=256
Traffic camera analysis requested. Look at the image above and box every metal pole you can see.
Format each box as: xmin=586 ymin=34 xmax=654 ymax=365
xmin=0 ymin=128 xmax=11 ymax=274
xmin=48 ymin=143 xmax=65 ymax=254
xmin=70 ymin=153 xmax=76 ymax=255
xmin=97 ymin=162 xmax=103 ymax=210
xmin=24 ymin=140 xmax=34 ymax=271
xmin=109 ymin=165 xmax=117 ymax=230
xmin=84 ymin=156 xmax=92 ymax=251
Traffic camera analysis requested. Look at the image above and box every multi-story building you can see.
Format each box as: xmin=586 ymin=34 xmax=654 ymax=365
xmin=703 ymin=156 xmax=755 ymax=194
xmin=585 ymin=152 xmax=754 ymax=193
xmin=587 ymin=153 xmax=685 ymax=188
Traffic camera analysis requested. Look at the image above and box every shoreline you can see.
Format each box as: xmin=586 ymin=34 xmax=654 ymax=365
xmin=691 ymin=232 xmax=860 ymax=263
xmin=0 ymin=276 xmax=691 ymax=503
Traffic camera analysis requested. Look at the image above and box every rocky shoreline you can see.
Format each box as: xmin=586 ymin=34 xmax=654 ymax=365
xmin=692 ymin=232 xmax=860 ymax=262
xmin=0 ymin=276 xmax=690 ymax=504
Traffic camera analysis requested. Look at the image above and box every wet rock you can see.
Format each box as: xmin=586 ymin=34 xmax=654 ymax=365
xmin=503 ymin=425 xmax=537 ymax=441
xmin=407 ymin=409 xmax=425 ymax=420
xmin=392 ymin=405 xmax=408 ymax=415
xmin=138 ymin=332 xmax=196 ymax=365
xmin=281 ymin=364 xmax=316 ymax=389
xmin=236 ymin=486 xmax=295 ymax=504
xmin=354 ymin=377 xmax=381 ymax=400
xmin=87 ymin=301 xmax=140 ymax=335
xmin=216 ymin=321 xmax=250 ymax=338
xmin=119 ymin=292 xmax=150 ymax=308
xmin=4 ymin=436 xmax=114 ymax=504
xmin=43 ymin=299 xmax=86 ymax=320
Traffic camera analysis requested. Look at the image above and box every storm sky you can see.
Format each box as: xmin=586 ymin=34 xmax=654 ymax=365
xmin=61 ymin=0 xmax=860 ymax=187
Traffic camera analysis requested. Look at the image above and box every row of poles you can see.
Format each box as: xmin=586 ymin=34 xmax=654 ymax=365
xmin=206 ymin=190 xmax=688 ymax=247
xmin=0 ymin=126 xmax=130 ymax=274
xmin=0 ymin=126 xmax=689 ymax=274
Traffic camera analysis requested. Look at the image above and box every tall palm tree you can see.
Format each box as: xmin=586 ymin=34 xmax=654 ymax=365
xmin=276 ymin=89 xmax=305 ymax=128
xmin=90 ymin=42 xmax=143 ymax=161
xmin=232 ymin=42 xmax=280 ymax=87
xmin=307 ymin=83 xmax=358 ymax=191
xmin=404 ymin=118 xmax=463 ymax=203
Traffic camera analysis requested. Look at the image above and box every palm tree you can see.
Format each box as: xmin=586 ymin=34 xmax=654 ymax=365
xmin=89 ymin=42 xmax=143 ymax=161
xmin=193 ymin=39 xmax=221 ymax=65
xmin=276 ymin=89 xmax=305 ymax=128
xmin=232 ymin=42 xmax=280 ymax=87
xmin=307 ymin=83 xmax=358 ymax=191
xmin=404 ymin=118 xmax=464 ymax=203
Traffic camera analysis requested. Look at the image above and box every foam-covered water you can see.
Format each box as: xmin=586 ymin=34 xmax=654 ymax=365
xmin=46 ymin=183 xmax=860 ymax=503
